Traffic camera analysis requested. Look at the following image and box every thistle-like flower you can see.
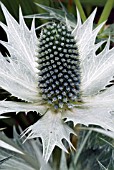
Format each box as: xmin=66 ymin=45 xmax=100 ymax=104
xmin=0 ymin=3 xmax=114 ymax=162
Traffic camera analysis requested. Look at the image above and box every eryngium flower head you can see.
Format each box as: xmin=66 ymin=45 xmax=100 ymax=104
xmin=38 ymin=23 xmax=81 ymax=110
xmin=0 ymin=3 xmax=114 ymax=163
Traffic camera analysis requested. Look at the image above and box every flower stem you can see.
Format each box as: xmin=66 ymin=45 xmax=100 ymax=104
xmin=74 ymin=130 xmax=92 ymax=166
xmin=98 ymin=0 xmax=114 ymax=25
xmin=53 ymin=147 xmax=61 ymax=170
xmin=74 ymin=0 xmax=86 ymax=22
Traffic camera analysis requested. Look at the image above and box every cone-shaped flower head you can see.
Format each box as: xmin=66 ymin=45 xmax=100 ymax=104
xmin=38 ymin=23 xmax=81 ymax=110
xmin=0 ymin=3 xmax=114 ymax=163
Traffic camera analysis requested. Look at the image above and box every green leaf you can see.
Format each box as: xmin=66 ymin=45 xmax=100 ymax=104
xmin=98 ymin=0 xmax=114 ymax=25
xmin=0 ymin=156 xmax=12 ymax=165
xmin=26 ymin=3 xmax=76 ymax=28
xmin=98 ymin=24 xmax=114 ymax=42
xmin=80 ymin=0 xmax=114 ymax=7
xmin=0 ymin=140 xmax=24 ymax=154
xmin=72 ymin=129 xmax=114 ymax=170
xmin=98 ymin=161 xmax=108 ymax=170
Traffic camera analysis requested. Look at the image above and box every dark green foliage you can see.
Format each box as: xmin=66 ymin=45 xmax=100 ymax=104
xmin=73 ymin=130 xmax=114 ymax=170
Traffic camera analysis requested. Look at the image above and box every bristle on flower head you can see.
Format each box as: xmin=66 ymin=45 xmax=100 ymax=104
xmin=38 ymin=22 xmax=81 ymax=110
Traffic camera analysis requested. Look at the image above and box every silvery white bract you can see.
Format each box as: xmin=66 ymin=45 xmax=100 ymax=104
xmin=0 ymin=3 xmax=114 ymax=163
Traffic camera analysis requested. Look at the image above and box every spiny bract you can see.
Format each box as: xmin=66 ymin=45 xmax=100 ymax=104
xmin=0 ymin=3 xmax=114 ymax=163
xmin=38 ymin=23 xmax=81 ymax=110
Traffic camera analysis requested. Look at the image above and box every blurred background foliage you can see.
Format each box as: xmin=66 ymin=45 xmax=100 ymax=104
xmin=0 ymin=0 xmax=114 ymax=43
xmin=0 ymin=0 xmax=114 ymax=24
xmin=0 ymin=0 xmax=114 ymax=169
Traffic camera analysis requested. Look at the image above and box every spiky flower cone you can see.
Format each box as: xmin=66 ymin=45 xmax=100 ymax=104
xmin=0 ymin=3 xmax=114 ymax=163
xmin=38 ymin=23 xmax=81 ymax=110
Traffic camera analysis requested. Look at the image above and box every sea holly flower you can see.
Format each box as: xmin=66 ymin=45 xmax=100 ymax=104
xmin=0 ymin=3 xmax=114 ymax=163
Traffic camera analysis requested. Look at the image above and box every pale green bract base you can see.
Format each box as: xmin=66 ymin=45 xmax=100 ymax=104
xmin=0 ymin=3 xmax=114 ymax=163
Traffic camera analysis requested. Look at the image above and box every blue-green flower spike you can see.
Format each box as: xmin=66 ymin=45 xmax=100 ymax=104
xmin=38 ymin=23 xmax=81 ymax=110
